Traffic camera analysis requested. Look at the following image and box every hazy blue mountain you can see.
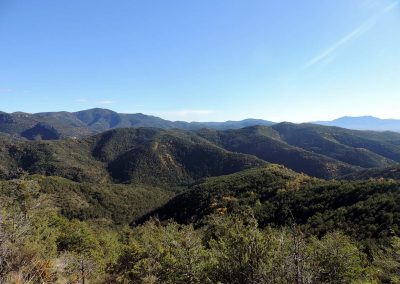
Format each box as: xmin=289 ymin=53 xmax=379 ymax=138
xmin=189 ymin=118 xmax=275 ymax=130
xmin=315 ymin=116 xmax=400 ymax=132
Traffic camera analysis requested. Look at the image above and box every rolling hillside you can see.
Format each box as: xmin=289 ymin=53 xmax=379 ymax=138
xmin=0 ymin=128 xmax=266 ymax=186
xmin=148 ymin=165 xmax=400 ymax=242
xmin=341 ymin=166 xmax=400 ymax=180
xmin=197 ymin=123 xmax=400 ymax=179
xmin=1 ymin=123 xmax=400 ymax=182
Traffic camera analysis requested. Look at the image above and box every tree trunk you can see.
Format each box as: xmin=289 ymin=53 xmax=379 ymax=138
xmin=81 ymin=260 xmax=85 ymax=284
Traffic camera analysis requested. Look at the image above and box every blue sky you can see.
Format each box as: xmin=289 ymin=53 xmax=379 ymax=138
xmin=0 ymin=0 xmax=399 ymax=122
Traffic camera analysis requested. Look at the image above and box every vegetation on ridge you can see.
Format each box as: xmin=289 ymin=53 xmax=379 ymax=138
xmin=0 ymin=124 xmax=399 ymax=283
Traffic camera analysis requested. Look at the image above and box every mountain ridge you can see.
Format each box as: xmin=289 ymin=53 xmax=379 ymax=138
xmin=0 ymin=108 xmax=275 ymax=139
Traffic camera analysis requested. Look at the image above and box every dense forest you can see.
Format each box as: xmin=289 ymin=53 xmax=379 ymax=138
xmin=1 ymin=182 xmax=399 ymax=283
xmin=1 ymin=125 xmax=400 ymax=283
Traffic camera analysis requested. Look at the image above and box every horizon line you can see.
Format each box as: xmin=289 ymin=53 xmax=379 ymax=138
xmin=1 ymin=107 xmax=400 ymax=123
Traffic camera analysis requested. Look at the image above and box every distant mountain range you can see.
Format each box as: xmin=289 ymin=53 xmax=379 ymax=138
xmin=1 ymin=108 xmax=400 ymax=141
xmin=0 ymin=108 xmax=274 ymax=140
xmin=314 ymin=116 xmax=400 ymax=132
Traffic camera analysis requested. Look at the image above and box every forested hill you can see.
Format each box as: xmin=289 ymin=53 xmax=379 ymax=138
xmin=342 ymin=165 xmax=400 ymax=180
xmin=147 ymin=165 xmax=400 ymax=243
xmin=0 ymin=127 xmax=266 ymax=186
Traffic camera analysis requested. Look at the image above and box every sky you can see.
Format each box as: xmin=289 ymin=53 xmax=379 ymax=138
xmin=0 ymin=0 xmax=399 ymax=122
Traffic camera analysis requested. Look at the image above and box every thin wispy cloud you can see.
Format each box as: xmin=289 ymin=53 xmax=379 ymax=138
xmin=305 ymin=1 xmax=398 ymax=68
xmin=158 ymin=109 xmax=216 ymax=121
xmin=165 ymin=109 xmax=215 ymax=117
xmin=0 ymin=88 xmax=14 ymax=94
xmin=120 ymin=105 xmax=146 ymax=113
xmin=74 ymin=98 xmax=116 ymax=106
xmin=0 ymin=88 xmax=32 ymax=95
xmin=74 ymin=98 xmax=88 ymax=103
xmin=96 ymin=100 xmax=115 ymax=105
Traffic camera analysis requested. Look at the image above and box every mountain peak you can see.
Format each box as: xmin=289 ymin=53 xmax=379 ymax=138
xmin=315 ymin=116 xmax=400 ymax=132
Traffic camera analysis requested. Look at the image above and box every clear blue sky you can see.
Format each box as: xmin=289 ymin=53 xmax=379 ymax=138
xmin=0 ymin=0 xmax=399 ymax=122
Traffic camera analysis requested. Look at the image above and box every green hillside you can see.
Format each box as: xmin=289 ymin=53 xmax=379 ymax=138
xmin=149 ymin=165 xmax=400 ymax=243
xmin=0 ymin=175 xmax=173 ymax=225
xmin=342 ymin=166 xmax=400 ymax=180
